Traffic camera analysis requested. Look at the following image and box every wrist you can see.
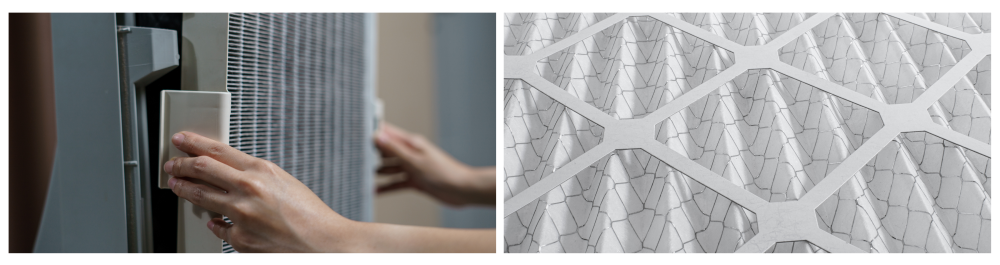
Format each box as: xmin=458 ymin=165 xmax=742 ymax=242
xmin=318 ymin=215 xmax=370 ymax=252
xmin=459 ymin=167 xmax=495 ymax=206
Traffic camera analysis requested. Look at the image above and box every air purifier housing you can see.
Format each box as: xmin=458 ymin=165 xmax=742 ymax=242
xmin=34 ymin=13 xmax=377 ymax=253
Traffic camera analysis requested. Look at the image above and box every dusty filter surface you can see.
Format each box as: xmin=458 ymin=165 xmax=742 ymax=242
xmin=503 ymin=13 xmax=990 ymax=253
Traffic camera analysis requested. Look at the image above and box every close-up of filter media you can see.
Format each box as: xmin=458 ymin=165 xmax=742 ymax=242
xmin=224 ymin=13 xmax=371 ymax=253
xmin=503 ymin=13 xmax=990 ymax=253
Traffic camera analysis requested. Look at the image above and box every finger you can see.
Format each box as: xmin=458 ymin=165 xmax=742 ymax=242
xmin=166 ymin=156 xmax=241 ymax=191
xmin=377 ymin=166 xmax=404 ymax=175
xmin=375 ymin=127 xmax=421 ymax=163
xmin=374 ymin=125 xmax=400 ymax=155
xmin=380 ymin=147 xmax=397 ymax=158
xmin=172 ymin=132 xmax=256 ymax=170
xmin=169 ymin=177 xmax=232 ymax=214
xmin=379 ymin=157 xmax=402 ymax=168
xmin=377 ymin=180 xmax=412 ymax=193
xmin=382 ymin=123 xmax=435 ymax=153
xmin=207 ymin=218 xmax=233 ymax=242
xmin=381 ymin=123 xmax=417 ymax=148
xmin=380 ymin=122 xmax=408 ymax=138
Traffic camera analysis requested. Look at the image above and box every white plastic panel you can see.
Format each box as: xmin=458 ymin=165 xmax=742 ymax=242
xmin=158 ymin=90 xmax=231 ymax=253
xmin=157 ymin=90 xmax=232 ymax=189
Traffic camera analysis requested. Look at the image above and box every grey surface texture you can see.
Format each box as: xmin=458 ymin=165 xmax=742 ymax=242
xmin=119 ymin=25 xmax=180 ymax=253
xmin=35 ymin=13 xmax=129 ymax=253
xmin=435 ymin=13 xmax=498 ymax=229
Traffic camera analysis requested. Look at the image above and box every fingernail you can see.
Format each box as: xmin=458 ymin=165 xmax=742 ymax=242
xmin=168 ymin=177 xmax=177 ymax=189
xmin=164 ymin=160 xmax=174 ymax=174
xmin=172 ymin=133 xmax=185 ymax=146
xmin=207 ymin=221 xmax=216 ymax=230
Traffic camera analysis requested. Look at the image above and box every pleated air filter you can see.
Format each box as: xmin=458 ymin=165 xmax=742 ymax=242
xmin=224 ymin=13 xmax=374 ymax=252
xmin=503 ymin=13 xmax=991 ymax=253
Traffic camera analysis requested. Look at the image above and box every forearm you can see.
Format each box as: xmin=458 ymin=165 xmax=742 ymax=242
xmin=339 ymin=221 xmax=495 ymax=252
xmin=457 ymin=166 xmax=496 ymax=206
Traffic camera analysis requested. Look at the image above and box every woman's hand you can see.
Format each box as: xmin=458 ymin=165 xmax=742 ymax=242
xmin=166 ymin=130 xmax=495 ymax=253
xmin=164 ymin=131 xmax=357 ymax=252
xmin=375 ymin=123 xmax=495 ymax=206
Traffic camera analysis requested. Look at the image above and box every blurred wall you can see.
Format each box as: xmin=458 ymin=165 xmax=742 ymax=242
xmin=375 ymin=13 xmax=496 ymax=228
xmin=375 ymin=13 xmax=441 ymax=226
xmin=434 ymin=13 xmax=496 ymax=229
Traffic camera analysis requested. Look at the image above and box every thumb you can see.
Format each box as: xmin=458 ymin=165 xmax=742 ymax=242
xmin=208 ymin=218 xmax=233 ymax=242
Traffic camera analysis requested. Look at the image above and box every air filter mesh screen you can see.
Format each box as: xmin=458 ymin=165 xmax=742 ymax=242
xmin=224 ymin=13 xmax=370 ymax=253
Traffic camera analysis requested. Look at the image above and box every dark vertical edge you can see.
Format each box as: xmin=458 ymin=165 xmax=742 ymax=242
xmin=135 ymin=13 xmax=183 ymax=253
xmin=8 ymin=13 xmax=57 ymax=253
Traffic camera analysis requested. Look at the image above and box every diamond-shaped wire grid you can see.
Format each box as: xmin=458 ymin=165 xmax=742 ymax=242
xmin=505 ymin=149 xmax=759 ymax=253
xmin=534 ymin=15 xmax=735 ymax=120
xmin=677 ymin=13 xmax=807 ymax=46
xmin=505 ymin=13 xmax=617 ymax=56
xmin=504 ymin=12 xmax=990 ymax=253
xmin=654 ymin=69 xmax=883 ymax=203
xmin=505 ymin=79 xmax=605 ymax=200
xmin=766 ymin=241 xmax=828 ymax=253
xmin=816 ymin=133 xmax=990 ymax=253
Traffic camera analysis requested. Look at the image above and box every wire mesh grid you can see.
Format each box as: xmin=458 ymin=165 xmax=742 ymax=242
xmin=223 ymin=13 xmax=369 ymax=253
